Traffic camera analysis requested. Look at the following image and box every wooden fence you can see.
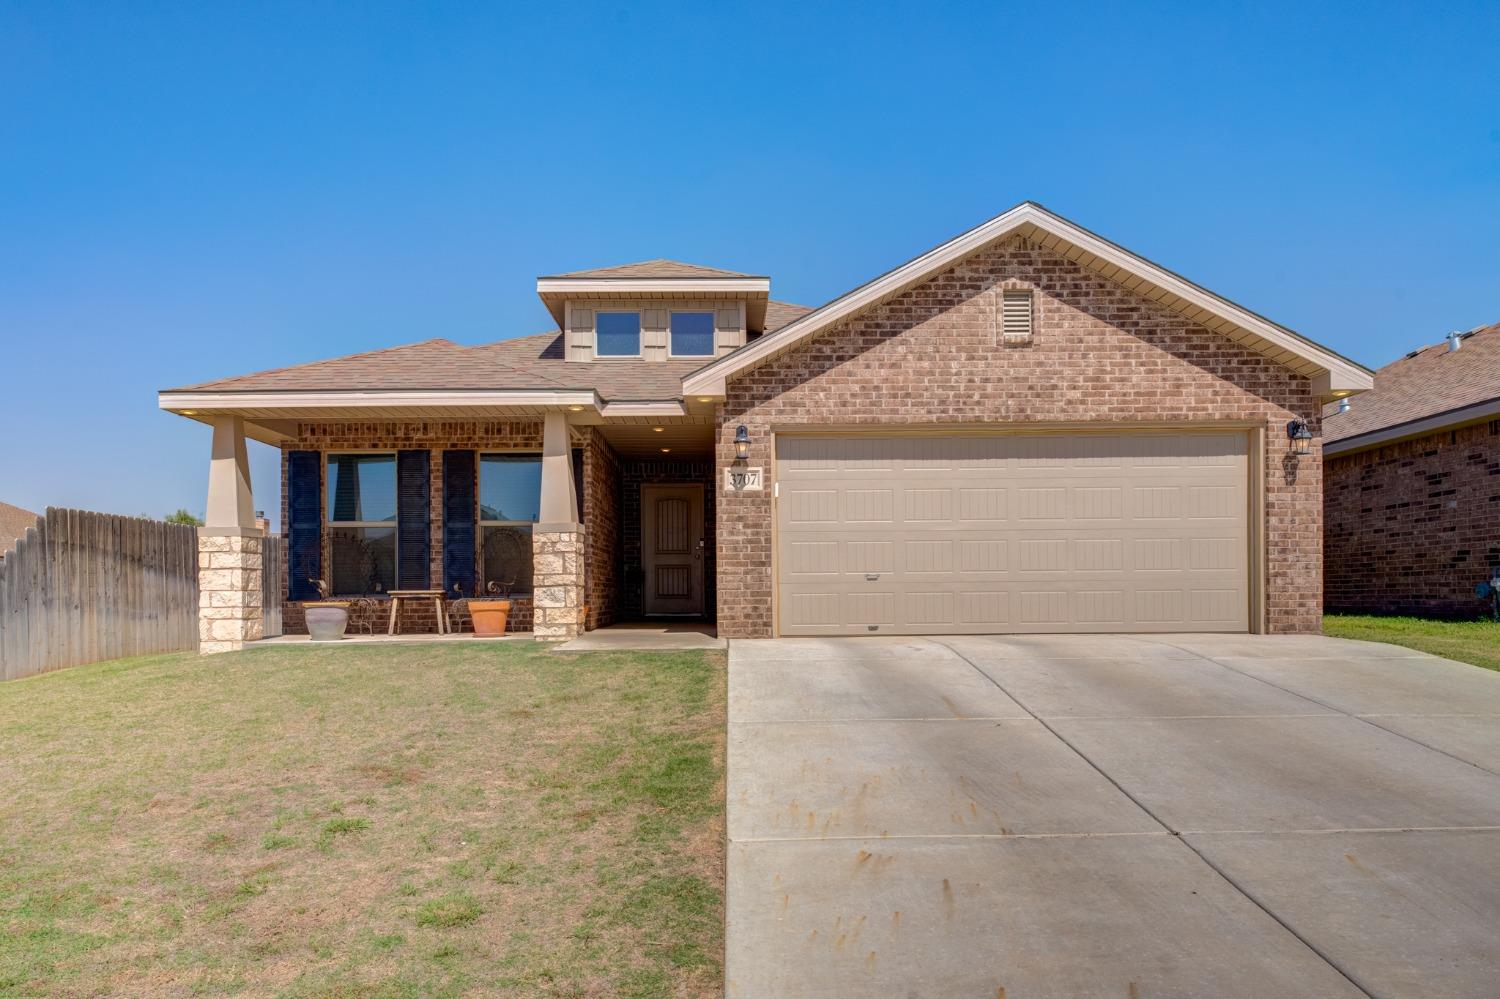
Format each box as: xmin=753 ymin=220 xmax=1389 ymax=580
xmin=0 ymin=508 xmax=200 ymax=681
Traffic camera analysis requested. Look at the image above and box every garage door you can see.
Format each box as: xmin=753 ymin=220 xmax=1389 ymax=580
xmin=776 ymin=432 xmax=1250 ymax=636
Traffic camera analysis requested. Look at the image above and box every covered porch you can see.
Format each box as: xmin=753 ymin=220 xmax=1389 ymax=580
xmin=161 ymin=389 xmax=719 ymax=652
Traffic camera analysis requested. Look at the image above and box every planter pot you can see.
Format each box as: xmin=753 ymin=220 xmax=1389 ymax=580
xmin=469 ymin=599 xmax=511 ymax=637
xmin=304 ymin=602 xmax=350 ymax=642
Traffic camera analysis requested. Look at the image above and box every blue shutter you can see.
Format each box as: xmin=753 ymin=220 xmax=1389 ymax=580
xmin=287 ymin=451 xmax=321 ymax=601
xmin=442 ymin=450 xmax=476 ymax=597
xmin=397 ymin=450 xmax=430 ymax=589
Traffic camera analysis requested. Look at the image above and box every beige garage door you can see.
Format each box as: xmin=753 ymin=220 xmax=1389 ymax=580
xmin=776 ymin=432 xmax=1251 ymax=636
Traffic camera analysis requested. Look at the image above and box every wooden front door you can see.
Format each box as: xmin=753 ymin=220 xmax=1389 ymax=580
xmin=642 ymin=484 xmax=704 ymax=616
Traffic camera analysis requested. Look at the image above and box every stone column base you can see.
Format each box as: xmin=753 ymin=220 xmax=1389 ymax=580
xmin=199 ymin=529 xmax=264 ymax=654
xmin=532 ymin=527 xmax=584 ymax=640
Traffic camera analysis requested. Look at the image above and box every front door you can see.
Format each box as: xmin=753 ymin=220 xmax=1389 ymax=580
xmin=642 ymin=484 xmax=704 ymax=616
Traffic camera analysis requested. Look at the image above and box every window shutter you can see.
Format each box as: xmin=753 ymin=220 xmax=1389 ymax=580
xmin=287 ymin=451 xmax=321 ymax=601
xmin=442 ymin=450 xmax=476 ymax=597
xmin=396 ymin=450 xmax=430 ymax=589
xmin=1002 ymin=290 xmax=1034 ymax=341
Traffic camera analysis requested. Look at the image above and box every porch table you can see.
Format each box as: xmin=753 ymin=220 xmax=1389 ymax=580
xmin=386 ymin=589 xmax=449 ymax=635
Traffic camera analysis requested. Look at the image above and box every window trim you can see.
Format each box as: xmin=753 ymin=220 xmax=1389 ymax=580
xmin=477 ymin=451 xmax=543 ymax=595
xmin=323 ymin=450 xmax=400 ymax=596
xmin=667 ymin=310 xmax=717 ymax=358
xmin=593 ymin=310 xmax=644 ymax=359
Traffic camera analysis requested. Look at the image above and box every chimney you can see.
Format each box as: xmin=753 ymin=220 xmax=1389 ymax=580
xmin=254 ymin=509 xmax=271 ymax=534
xmin=1447 ymin=330 xmax=1464 ymax=352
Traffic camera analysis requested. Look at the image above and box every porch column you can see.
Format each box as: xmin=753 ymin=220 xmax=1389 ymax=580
xmin=533 ymin=411 xmax=584 ymax=640
xmin=198 ymin=415 xmax=264 ymax=654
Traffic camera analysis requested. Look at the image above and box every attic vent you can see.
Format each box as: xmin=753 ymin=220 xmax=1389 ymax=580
xmin=1001 ymin=290 xmax=1033 ymax=342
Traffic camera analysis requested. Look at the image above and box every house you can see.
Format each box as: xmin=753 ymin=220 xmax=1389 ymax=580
xmin=0 ymin=502 xmax=40 ymax=562
xmin=159 ymin=202 xmax=1372 ymax=652
xmin=1323 ymin=322 xmax=1500 ymax=617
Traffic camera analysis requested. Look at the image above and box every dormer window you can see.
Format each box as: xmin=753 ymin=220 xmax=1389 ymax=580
xmin=595 ymin=312 xmax=641 ymax=357
xmin=670 ymin=311 xmax=715 ymax=357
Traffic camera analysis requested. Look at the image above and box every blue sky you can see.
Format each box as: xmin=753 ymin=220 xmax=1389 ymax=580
xmin=2 ymin=1 xmax=1496 ymax=524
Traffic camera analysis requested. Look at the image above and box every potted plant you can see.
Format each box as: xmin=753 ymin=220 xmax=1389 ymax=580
xmin=468 ymin=580 xmax=512 ymax=637
xmin=303 ymin=578 xmax=350 ymax=641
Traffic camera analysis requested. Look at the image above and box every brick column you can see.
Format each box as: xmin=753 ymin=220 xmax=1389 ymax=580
xmin=199 ymin=529 xmax=264 ymax=654
xmin=532 ymin=527 xmax=584 ymax=639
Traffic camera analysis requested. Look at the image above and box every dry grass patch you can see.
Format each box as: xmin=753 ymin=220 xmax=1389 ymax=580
xmin=0 ymin=640 xmax=726 ymax=997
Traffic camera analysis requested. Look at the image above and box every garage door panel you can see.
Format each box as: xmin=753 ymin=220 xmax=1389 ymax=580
xmin=777 ymin=432 xmax=1250 ymax=636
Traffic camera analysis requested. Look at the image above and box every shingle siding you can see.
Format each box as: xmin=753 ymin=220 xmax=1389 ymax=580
xmin=715 ymin=235 xmax=1324 ymax=637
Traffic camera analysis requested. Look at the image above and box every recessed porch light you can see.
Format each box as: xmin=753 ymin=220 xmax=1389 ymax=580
xmin=568 ymin=405 xmax=584 ymax=412
xmin=660 ymin=447 xmax=671 ymax=453
xmin=653 ymin=426 xmax=665 ymax=432
xmin=696 ymin=396 xmax=713 ymax=403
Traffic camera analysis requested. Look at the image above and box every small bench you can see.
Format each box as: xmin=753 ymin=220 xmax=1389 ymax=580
xmin=386 ymin=589 xmax=449 ymax=635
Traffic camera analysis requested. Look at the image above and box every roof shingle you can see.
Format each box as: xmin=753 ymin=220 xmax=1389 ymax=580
xmin=1324 ymin=322 xmax=1500 ymax=443
xmin=543 ymin=259 xmax=758 ymax=279
xmin=0 ymin=502 xmax=39 ymax=558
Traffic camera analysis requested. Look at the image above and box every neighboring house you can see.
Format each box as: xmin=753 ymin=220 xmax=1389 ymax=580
xmin=0 ymin=502 xmax=41 ymax=562
xmin=159 ymin=202 xmax=1372 ymax=651
xmin=1323 ymin=323 xmax=1500 ymax=617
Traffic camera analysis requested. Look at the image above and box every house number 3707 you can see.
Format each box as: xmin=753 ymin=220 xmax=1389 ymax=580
xmin=725 ymin=467 xmax=764 ymax=492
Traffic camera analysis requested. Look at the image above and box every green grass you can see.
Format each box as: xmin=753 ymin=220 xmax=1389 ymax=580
xmin=1324 ymin=614 xmax=1500 ymax=671
xmin=0 ymin=641 xmax=726 ymax=997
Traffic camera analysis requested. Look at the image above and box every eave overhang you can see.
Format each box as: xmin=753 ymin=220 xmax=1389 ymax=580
xmin=536 ymin=276 xmax=771 ymax=330
xmin=683 ymin=202 xmax=1374 ymax=401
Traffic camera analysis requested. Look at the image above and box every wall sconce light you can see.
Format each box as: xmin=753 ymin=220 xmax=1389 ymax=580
xmin=1286 ymin=419 xmax=1313 ymax=456
xmin=733 ymin=425 xmax=752 ymax=461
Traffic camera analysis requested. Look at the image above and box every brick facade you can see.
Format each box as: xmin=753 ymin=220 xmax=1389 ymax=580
xmin=620 ymin=459 xmax=715 ymax=621
xmin=275 ymin=420 xmax=599 ymax=635
xmin=1325 ymin=421 xmax=1500 ymax=617
xmin=715 ymin=235 xmax=1324 ymax=637
xmin=583 ymin=433 xmax=622 ymax=630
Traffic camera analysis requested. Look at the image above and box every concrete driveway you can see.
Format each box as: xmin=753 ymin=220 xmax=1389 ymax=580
xmin=726 ymin=634 xmax=1500 ymax=998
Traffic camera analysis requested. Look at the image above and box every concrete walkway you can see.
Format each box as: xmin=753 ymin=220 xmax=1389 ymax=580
xmin=726 ymin=634 xmax=1500 ymax=998
xmin=554 ymin=621 xmax=724 ymax=652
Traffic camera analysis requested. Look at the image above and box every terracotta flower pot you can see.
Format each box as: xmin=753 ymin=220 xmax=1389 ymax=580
xmin=469 ymin=599 xmax=511 ymax=637
xmin=303 ymin=602 xmax=350 ymax=642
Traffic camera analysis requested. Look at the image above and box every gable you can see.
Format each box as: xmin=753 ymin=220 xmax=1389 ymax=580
xmin=685 ymin=202 xmax=1373 ymax=400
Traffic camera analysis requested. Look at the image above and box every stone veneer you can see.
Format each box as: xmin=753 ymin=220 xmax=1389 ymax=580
xmin=198 ymin=530 xmax=263 ymax=654
xmin=715 ymin=234 xmax=1325 ymax=638
xmin=532 ymin=529 xmax=585 ymax=638
xmin=1325 ymin=420 xmax=1500 ymax=617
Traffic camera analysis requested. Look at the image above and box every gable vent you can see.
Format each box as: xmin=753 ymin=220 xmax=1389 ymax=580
xmin=1001 ymin=290 xmax=1034 ymax=342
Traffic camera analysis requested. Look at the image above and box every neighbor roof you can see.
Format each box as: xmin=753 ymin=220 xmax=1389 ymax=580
xmin=1323 ymin=322 xmax=1500 ymax=454
xmin=164 ymin=299 xmax=814 ymax=400
xmin=683 ymin=201 xmax=1374 ymax=399
xmin=0 ymin=501 xmax=40 ymax=558
xmin=542 ymin=259 xmax=759 ymax=279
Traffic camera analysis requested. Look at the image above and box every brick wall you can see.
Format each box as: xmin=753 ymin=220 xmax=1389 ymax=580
xmin=620 ymin=459 xmax=716 ymax=620
xmin=276 ymin=420 xmax=597 ymax=635
xmin=715 ymin=235 xmax=1324 ymax=637
xmin=584 ymin=432 xmax=622 ymax=629
xmin=1325 ymin=421 xmax=1500 ymax=617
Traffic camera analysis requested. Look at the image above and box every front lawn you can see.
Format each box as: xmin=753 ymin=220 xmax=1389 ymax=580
xmin=1324 ymin=614 xmax=1500 ymax=672
xmin=0 ymin=641 xmax=726 ymax=997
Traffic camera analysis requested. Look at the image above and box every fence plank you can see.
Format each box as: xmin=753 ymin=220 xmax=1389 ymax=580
xmin=0 ymin=509 xmax=204 ymax=681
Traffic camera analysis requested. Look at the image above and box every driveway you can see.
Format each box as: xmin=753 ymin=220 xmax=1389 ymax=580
xmin=725 ymin=634 xmax=1500 ymax=998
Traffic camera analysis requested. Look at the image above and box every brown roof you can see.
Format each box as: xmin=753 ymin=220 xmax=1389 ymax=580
xmin=764 ymin=299 xmax=814 ymax=332
xmin=543 ymin=259 xmax=760 ymax=279
xmin=1324 ymin=322 xmax=1500 ymax=443
xmin=0 ymin=502 xmax=40 ymax=557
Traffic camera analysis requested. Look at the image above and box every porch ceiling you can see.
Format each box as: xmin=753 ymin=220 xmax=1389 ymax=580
xmin=595 ymin=420 xmax=714 ymax=459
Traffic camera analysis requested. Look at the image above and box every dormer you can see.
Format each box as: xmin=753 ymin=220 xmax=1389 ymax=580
xmin=536 ymin=260 xmax=771 ymax=362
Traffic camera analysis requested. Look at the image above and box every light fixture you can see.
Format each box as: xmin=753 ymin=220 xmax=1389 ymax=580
xmin=1286 ymin=419 xmax=1313 ymax=456
xmin=653 ymin=426 xmax=665 ymax=432
xmin=696 ymin=396 xmax=714 ymax=403
xmin=660 ymin=447 xmax=671 ymax=453
xmin=181 ymin=410 xmax=196 ymax=415
xmin=568 ymin=405 xmax=584 ymax=412
xmin=734 ymin=425 xmax=752 ymax=461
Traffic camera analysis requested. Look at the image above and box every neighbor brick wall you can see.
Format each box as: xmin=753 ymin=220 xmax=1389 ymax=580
xmin=716 ymin=234 xmax=1324 ymax=637
xmin=275 ymin=420 xmax=604 ymax=635
xmin=1324 ymin=420 xmax=1500 ymax=617
xmin=620 ymin=459 xmax=716 ymax=620
xmin=584 ymin=431 xmax=622 ymax=629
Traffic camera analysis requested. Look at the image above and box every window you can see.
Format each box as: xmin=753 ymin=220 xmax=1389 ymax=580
xmin=670 ymin=311 xmax=715 ymax=356
xmin=326 ymin=453 xmax=397 ymax=595
xmin=595 ymin=311 xmax=641 ymax=357
xmin=479 ymin=454 xmax=542 ymax=594
xmin=1001 ymin=289 xmax=1033 ymax=341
